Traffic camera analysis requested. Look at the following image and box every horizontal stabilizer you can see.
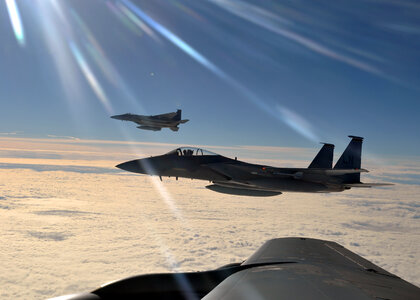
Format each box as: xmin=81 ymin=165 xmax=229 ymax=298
xmin=323 ymin=168 xmax=368 ymax=176
xmin=344 ymin=182 xmax=394 ymax=188
xmin=170 ymin=127 xmax=179 ymax=132
xmin=268 ymin=169 xmax=368 ymax=179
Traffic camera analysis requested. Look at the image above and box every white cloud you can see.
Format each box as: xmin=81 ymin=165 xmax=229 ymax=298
xmin=0 ymin=131 xmax=22 ymax=135
xmin=0 ymin=166 xmax=419 ymax=299
xmin=47 ymin=135 xmax=80 ymax=140
xmin=0 ymin=138 xmax=419 ymax=298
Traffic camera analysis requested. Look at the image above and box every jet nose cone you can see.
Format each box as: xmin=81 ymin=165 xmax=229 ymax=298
xmin=116 ymin=161 xmax=131 ymax=171
xmin=116 ymin=160 xmax=145 ymax=173
xmin=110 ymin=114 xmax=122 ymax=120
xmin=116 ymin=158 xmax=159 ymax=175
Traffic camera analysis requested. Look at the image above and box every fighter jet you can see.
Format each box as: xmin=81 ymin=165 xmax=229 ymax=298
xmin=111 ymin=109 xmax=189 ymax=131
xmin=52 ymin=237 xmax=419 ymax=299
xmin=116 ymin=136 xmax=391 ymax=196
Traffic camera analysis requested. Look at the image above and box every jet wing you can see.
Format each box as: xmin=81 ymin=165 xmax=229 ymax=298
xmin=54 ymin=238 xmax=420 ymax=300
xmin=206 ymin=163 xmax=368 ymax=179
xmin=203 ymin=238 xmax=419 ymax=300
xmin=204 ymin=163 xmax=246 ymax=179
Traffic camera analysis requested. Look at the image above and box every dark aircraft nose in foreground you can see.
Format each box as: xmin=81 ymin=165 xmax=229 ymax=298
xmin=116 ymin=158 xmax=159 ymax=175
xmin=116 ymin=159 xmax=145 ymax=173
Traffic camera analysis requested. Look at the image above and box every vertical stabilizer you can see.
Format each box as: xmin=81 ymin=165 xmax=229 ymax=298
xmin=308 ymin=143 xmax=334 ymax=169
xmin=173 ymin=109 xmax=182 ymax=121
xmin=334 ymin=136 xmax=364 ymax=183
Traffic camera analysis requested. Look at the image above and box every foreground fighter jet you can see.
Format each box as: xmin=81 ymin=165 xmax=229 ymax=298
xmin=116 ymin=136 xmax=391 ymax=196
xmin=52 ymin=237 xmax=419 ymax=299
xmin=111 ymin=109 xmax=189 ymax=131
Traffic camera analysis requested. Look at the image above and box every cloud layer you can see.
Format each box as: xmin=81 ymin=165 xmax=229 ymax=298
xmin=0 ymin=137 xmax=419 ymax=299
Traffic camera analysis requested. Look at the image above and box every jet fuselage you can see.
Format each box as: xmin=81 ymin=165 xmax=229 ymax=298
xmin=116 ymin=137 xmax=390 ymax=196
xmin=116 ymin=148 xmax=345 ymax=194
xmin=111 ymin=110 xmax=189 ymax=131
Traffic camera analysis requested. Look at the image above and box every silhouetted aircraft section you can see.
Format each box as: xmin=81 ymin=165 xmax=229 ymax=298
xmin=308 ymin=143 xmax=334 ymax=169
xmin=51 ymin=238 xmax=419 ymax=299
xmin=116 ymin=136 xmax=392 ymax=196
xmin=111 ymin=109 xmax=189 ymax=131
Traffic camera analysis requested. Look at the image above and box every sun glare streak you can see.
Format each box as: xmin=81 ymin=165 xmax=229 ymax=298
xmin=117 ymin=125 xmax=187 ymax=223
xmin=120 ymin=0 xmax=225 ymax=78
xmin=209 ymin=0 xmax=384 ymax=77
xmin=115 ymin=126 xmax=195 ymax=290
xmin=57 ymin=2 xmax=190 ymax=272
xmin=106 ymin=1 xmax=143 ymax=36
xmin=35 ymin=0 xmax=115 ymax=115
xmin=5 ymin=0 xmax=25 ymax=46
xmin=35 ymin=0 xmax=86 ymax=111
xmin=171 ymin=1 xmax=205 ymax=22
xmin=119 ymin=0 xmax=319 ymax=142
xmin=155 ymin=242 xmax=196 ymax=300
xmin=68 ymin=41 xmax=113 ymax=114
xmin=69 ymin=9 xmax=142 ymax=109
xmin=70 ymin=10 xmax=119 ymax=86
xmin=115 ymin=1 xmax=161 ymax=42
xmin=150 ymin=177 xmax=184 ymax=220
xmin=277 ymin=106 xmax=318 ymax=142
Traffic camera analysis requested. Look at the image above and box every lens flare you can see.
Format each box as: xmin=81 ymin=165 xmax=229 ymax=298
xmin=120 ymin=0 xmax=223 ymax=77
xmin=115 ymin=1 xmax=160 ymax=42
xmin=210 ymin=0 xmax=383 ymax=77
xmin=277 ymin=106 xmax=318 ymax=142
xmin=5 ymin=0 xmax=25 ymax=46
xmin=115 ymin=126 xmax=194 ymax=285
xmin=70 ymin=10 xmax=118 ymax=86
xmin=68 ymin=41 xmax=113 ymax=114
xmin=36 ymin=0 xmax=115 ymax=114
xmin=120 ymin=0 xmax=318 ymax=142
xmin=35 ymin=0 xmax=86 ymax=111
xmin=69 ymin=9 xmax=143 ymax=110
xmin=106 ymin=1 xmax=143 ymax=36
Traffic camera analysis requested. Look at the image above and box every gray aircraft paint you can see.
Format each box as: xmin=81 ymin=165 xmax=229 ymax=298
xmin=116 ymin=136 xmax=391 ymax=196
xmin=111 ymin=109 xmax=189 ymax=131
xmin=308 ymin=143 xmax=334 ymax=169
xmin=52 ymin=238 xmax=420 ymax=300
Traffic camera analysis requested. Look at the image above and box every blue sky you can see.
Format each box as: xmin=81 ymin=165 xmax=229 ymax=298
xmin=1 ymin=0 xmax=419 ymax=156
xmin=1 ymin=2 xmax=420 ymax=297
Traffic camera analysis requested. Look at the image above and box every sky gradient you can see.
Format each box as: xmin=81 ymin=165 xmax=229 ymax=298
xmin=0 ymin=0 xmax=419 ymax=154
xmin=0 ymin=1 xmax=419 ymax=298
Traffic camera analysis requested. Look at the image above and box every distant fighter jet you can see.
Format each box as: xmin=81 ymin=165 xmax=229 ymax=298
xmin=116 ymin=136 xmax=391 ymax=196
xmin=111 ymin=109 xmax=189 ymax=131
xmin=52 ymin=237 xmax=419 ymax=299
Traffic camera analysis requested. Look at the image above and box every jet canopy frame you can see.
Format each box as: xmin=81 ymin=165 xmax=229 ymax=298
xmin=167 ymin=147 xmax=218 ymax=157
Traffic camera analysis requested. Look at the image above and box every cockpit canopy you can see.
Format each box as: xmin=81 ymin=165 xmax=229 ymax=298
xmin=166 ymin=147 xmax=218 ymax=157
